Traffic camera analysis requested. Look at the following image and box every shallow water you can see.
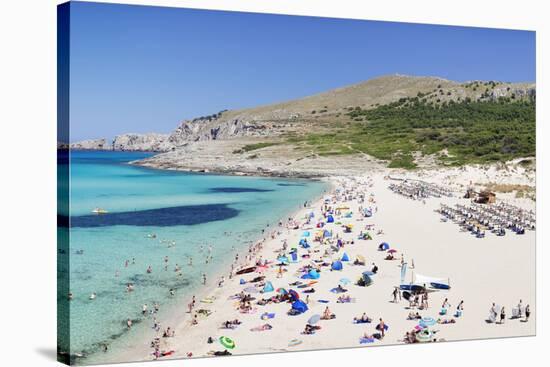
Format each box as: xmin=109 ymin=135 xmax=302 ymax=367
xmin=58 ymin=150 xmax=327 ymax=363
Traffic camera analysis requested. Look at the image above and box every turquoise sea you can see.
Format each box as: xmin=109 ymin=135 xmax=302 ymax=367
xmin=58 ymin=150 xmax=327 ymax=363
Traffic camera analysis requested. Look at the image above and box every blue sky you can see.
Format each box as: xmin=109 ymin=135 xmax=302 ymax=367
xmin=67 ymin=1 xmax=536 ymax=141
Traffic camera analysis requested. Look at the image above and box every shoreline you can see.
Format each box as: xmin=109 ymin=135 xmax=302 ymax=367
xmin=86 ymin=177 xmax=333 ymax=365
xmin=106 ymin=172 xmax=535 ymax=363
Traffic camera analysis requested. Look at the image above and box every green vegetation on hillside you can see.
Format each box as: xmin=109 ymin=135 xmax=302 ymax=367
xmin=233 ymin=142 xmax=279 ymax=154
xmin=288 ymin=97 xmax=535 ymax=168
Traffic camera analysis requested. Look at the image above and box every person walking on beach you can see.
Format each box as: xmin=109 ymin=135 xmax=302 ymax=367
xmin=378 ymin=318 xmax=386 ymax=337
xmin=127 ymin=318 xmax=133 ymax=329
xmin=456 ymin=300 xmax=464 ymax=317
xmin=500 ymin=307 xmax=506 ymax=324
xmin=202 ymin=273 xmax=207 ymax=285
xmin=490 ymin=303 xmax=498 ymax=321
xmin=524 ymin=304 xmax=530 ymax=322
xmin=517 ymin=299 xmax=523 ymax=317
xmin=392 ymin=288 xmax=398 ymax=303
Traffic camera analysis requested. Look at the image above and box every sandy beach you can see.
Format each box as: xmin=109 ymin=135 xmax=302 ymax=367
xmin=100 ymin=169 xmax=535 ymax=363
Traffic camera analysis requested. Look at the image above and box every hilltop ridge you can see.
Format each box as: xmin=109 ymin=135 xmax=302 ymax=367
xmin=69 ymin=74 xmax=535 ymax=175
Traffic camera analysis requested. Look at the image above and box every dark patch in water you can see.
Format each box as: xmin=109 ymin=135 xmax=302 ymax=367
xmin=58 ymin=214 xmax=69 ymax=228
xmin=123 ymin=275 xmax=192 ymax=292
xmin=70 ymin=204 xmax=239 ymax=228
xmin=277 ymin=183 xmax=306 ymax=187
xmin=208 ymin=187 xmax=274 ymax=193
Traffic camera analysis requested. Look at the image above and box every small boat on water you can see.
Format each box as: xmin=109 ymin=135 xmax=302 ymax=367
xmin=91 ymin=208 xmax=108 ymax=214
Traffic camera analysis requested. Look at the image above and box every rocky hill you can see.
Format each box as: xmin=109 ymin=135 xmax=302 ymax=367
xmin=163 ymin=74 xmax=535 ymax=145
xmin=69 ymin=138 xmax=109 ymax=150
xmin=112 ymin=133 xmax=171 ymax=152
xmin=71 ymin=74 xmax=535 ymax=176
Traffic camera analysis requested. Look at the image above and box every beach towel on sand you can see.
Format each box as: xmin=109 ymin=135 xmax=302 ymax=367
xmin=359 ymin=337 xmax=375 ymax=344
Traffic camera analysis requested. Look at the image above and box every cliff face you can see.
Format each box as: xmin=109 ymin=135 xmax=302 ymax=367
xmin=70 ymin=138 xmax=110 ymax=150
xmin=112 ymin=133 xmax=171 ymax=152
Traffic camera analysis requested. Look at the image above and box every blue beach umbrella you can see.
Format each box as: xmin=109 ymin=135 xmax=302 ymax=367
xmin=339 ymin=278 xmax=351 ymax=285
xmin=419 ymin=317 xmax=437 ymax=328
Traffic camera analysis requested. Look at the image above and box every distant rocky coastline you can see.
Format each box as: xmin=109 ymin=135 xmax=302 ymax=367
xmin=68 ymin=134 xmax=172 ymax=152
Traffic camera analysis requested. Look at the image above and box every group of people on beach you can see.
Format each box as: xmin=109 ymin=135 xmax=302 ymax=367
xmin=489 ymin=300 xmax=531 ymax=324
xmin=69 ymin=175 xmax=534 ymax=360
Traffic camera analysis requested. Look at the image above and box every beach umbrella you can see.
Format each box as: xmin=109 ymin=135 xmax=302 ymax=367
xmin=387 ymin=249 xmax=397 ymax=254
xmin=331 ymin=260 xmax=343 ymax=271
xmin=356 ymin=255 xmax=366 ymax=263
xmin=360 ymin=272 xmax=374 ymax=286
xmin=415 ymin=329 xmax=433 ymax=343
xmin=419 ymin=317 xmax=437 ymax=328
xmin=308 ymin=314 xmax=321 ymax=325
xmin=341 ymin=252 xmax=350 ymax=262
xmin=291 ymin=300 xmax=308 ymax=314
xmin=276 ymin=287 xmax=288 ymax=295
xmin=302 ymin=231 xmax=310 ymax=237
xmin=219 ymin=336 xmax=236 ymax=349
xmin=277 ymin=256 xmax=289 ymax=264
xmin=379 ymin=242 xmax=390 ymax=250
xmin=289 ymin=289 xmax=300 ymax=300
xmin=263 ymin=281 xmax=274 ymax=293
xmin=339 ymin=277 xmax=351 ymax=285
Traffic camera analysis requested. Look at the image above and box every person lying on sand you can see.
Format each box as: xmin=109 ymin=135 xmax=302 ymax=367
xmin=407 ymin=311 xmax=422 ymax=320
xmin=303 ymin=324 xmax=321 ymax=335
xmin=222 ymin=319 xmax=242 ymax=329
xmin=207 ymin=350 xmax=232 ymax=356
xmin=337 ymin=295 xmax=353 ymax=303
xmin=336 ymin=284 xmax=348 ymax=292
xmin=250 ymin=323 xmax=272 ymax=332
